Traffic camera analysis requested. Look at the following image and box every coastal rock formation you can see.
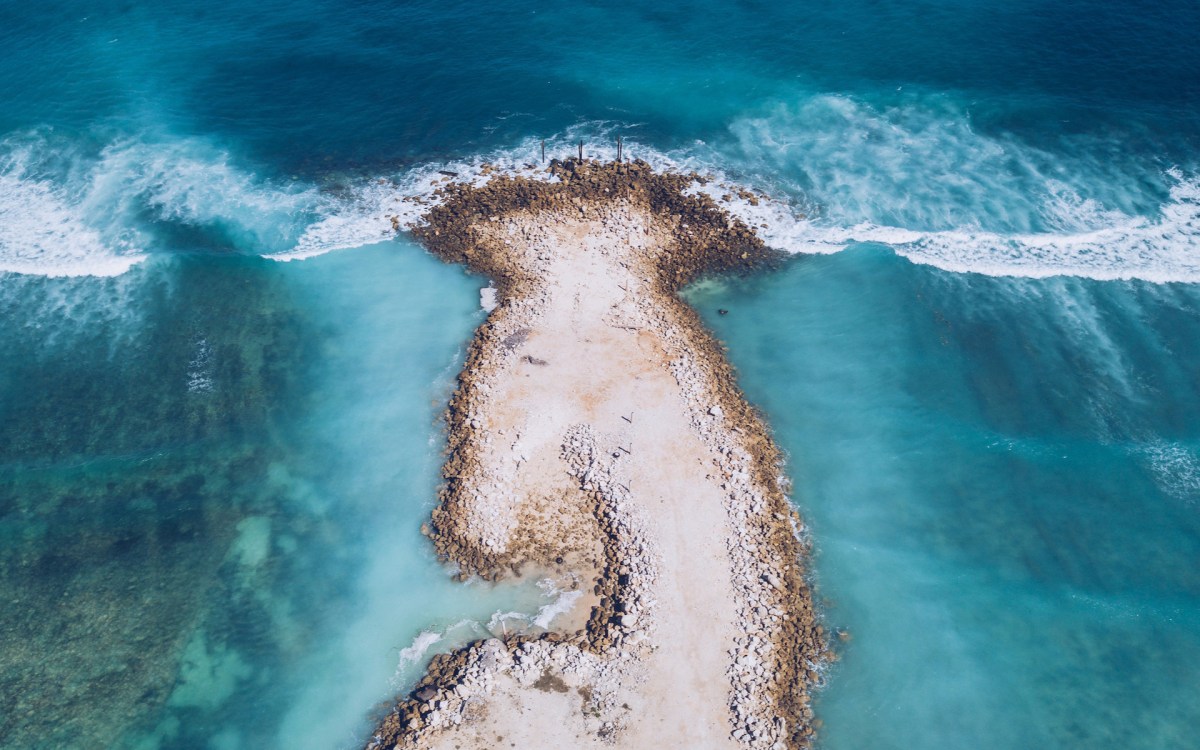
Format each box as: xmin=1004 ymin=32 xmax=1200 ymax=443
xmin=368 ymin=160 xmax=828 ymax=749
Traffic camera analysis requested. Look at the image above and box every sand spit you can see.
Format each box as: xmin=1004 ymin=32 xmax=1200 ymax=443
xmin=367 ymin=160 xmax=829 ymax=750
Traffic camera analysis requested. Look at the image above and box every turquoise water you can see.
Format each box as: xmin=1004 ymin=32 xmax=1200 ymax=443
xmin=688 ymin=252 xmax=1200 ymax=748
xmin=2 ymin=1 xmax=1199 ymax=748
xmin=0 ymin=246 xmax=554 ymax=748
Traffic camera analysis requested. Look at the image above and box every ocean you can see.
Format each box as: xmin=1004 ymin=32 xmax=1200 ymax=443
xmin=1 ymin=1 xmax=1198 ymax=748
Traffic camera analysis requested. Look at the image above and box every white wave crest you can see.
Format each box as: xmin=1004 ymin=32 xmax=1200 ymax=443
xmin=716 ymin=96 xmax=1200 ymax=282
xmin=270 ymin=132 xmax=589 ymax=262
xmin=272 ymin=124 xmax=799 ymax=264
xmin=8 ymin=106 xmax=1197 ymax=284
xmin=87 ymin=138 xmax=323 ymax=252
xmin=484 ymin=609 xmax=529 ymax=636
xmin=289 ymin=110 xmax=1200 ymax=284
xmin=532 ymin=577 xmax=584 ymax=630
xmin=0 ymin=133 xmax=327 ymax=277
xmin=0 ymin=145 xmax=144 ymax=277
xmin=396 ymin=630 xmax=443 ymax=668
xmin=724 ymin=169 xmax=1200 ymax=282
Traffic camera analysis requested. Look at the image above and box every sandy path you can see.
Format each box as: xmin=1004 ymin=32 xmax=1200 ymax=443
xmin=368 ymin=162 xmax=824 ymax=750
xmin=416 ymin=210 xmax=739 ymax=747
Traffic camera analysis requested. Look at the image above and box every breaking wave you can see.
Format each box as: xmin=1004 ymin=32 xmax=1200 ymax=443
xmin=5 ymin=100 xmax=1198 ymax=283
xmin=0 ymin=132 xmax=340 ymax=276
xmin=286 ymin=107 xmax=1200 ymax=284
xmin=0 ymin=143 xmax=143 ymax=277
xmin=711 ymin=96 xmax=1200 ymax=282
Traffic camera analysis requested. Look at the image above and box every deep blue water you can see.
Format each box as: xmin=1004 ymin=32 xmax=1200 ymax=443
xmin=1 ymin=1 xmax=1198 ymax=748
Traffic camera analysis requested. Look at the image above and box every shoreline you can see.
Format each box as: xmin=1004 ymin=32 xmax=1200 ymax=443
xmin=368 ymin=160 xmax=828 ymax=749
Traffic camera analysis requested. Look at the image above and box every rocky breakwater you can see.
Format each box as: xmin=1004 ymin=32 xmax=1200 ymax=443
xmin=367 ymin=159 xmax=829 ymax=750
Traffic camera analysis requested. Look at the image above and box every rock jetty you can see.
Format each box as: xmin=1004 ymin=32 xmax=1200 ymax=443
xmin=367 ymin=159 xmax=829 ymax=750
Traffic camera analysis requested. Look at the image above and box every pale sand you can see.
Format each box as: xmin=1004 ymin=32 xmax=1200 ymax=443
xmin=370 ymin=167 xmax=821 ymax=750
xmin=427 ymin=206 xmax=740 ymax=748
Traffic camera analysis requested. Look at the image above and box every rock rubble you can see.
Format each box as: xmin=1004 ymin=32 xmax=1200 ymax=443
xmin=367 ymin=160 xmax=827 ymax=750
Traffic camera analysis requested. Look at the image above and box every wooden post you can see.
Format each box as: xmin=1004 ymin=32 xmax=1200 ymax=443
xmin=541 ymin=139 xmax=545 ymax=163
xmin=578 ymin=140 xmax=583 ymax=160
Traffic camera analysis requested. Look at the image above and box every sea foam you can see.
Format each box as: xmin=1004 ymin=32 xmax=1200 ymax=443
xmin=296 ymin=115 xmax=1200 ymax=284
xmin=1142 ymin=440 xmax=1200 ymax=502
xmin=396 ymin=630 xmax=444 ymax=669
xmin=6 ymin=109 xmax=1198 ymax=284
xmin=0 ymin=132 xmax=322 ymax=277
xmin=0 ymin=149 xmax=144 ymax=277
xmin=714 ymin=97 xmax=1200 ymax=282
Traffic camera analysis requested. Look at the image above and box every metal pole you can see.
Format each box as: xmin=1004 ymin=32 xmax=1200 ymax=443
xmin=541 ymin=139 xmax=545 ymax=163
xmin=578 ymin=140 xmax=583 ymax=160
